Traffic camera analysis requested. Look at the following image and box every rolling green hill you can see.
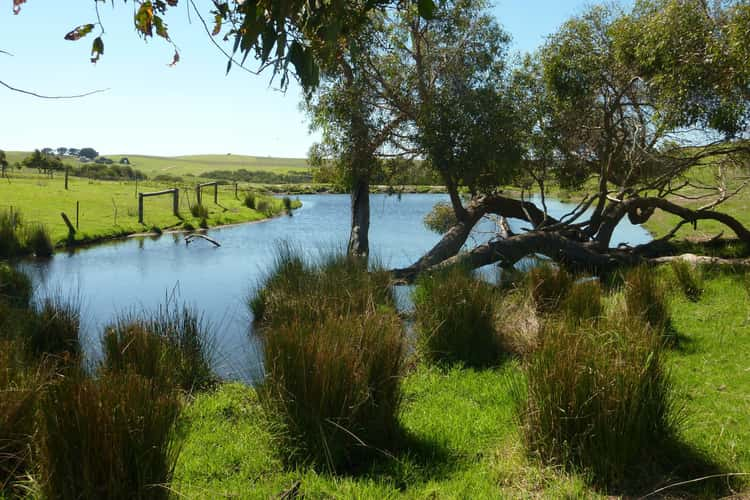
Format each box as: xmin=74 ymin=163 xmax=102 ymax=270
xmin=3 ymin=151 xmax=309 ymax=177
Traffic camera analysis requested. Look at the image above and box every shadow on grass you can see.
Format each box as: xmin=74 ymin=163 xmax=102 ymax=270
xmin=664 ymin=322 xmax=700 ymax=355
xmin=607 ymin=437 xmax=735 ymax=498
xmin=341 ymin=428 xmax=459 ymax=491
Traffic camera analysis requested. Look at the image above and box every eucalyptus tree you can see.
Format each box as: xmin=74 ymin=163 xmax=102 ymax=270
xmin=306 ymin=11 xmax=408 ymax=257
xmin=393 ymin=0 xmax=750 ymax=279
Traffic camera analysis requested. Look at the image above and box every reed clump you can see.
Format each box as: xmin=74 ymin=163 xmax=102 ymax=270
xmin=27 ymin=296 xmax=82 ymax=364
xmin=0 ymin=209 xmax=54 ymax=259
xmin=561 ymin=278 xmax=603 ymax=326
xmin=101 ymin=306 xmax=216 ymax=393
xmin=190 ymin=203 xmax=208 ymax=219
xmin=527 ymin=263 xmax=573 ymax=313
xmin=23 ymin=223 xmax=54 ymax=257
xmin=37 ymin=372 xmax=181 ymax=500
xmin=624 ymin=265 xmax=670 ymax=333
xmin=0 ymin=263 xmax=32 ymax=309
xmin=0 ymin=340 xmax=44 ymax=496
xmin=513 ymin=313 xmax=678 ymax=487
xmin=413 ymin=266 xmax=502 ymax=367
xmin=252 ymin=250 xmax=405 ymax=471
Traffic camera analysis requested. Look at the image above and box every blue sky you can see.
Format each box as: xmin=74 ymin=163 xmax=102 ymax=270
xmin=1 ymin=0 xmax=596 ymax=158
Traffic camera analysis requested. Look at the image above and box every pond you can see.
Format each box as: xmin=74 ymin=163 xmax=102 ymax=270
xmin=21 ymin=193 xmax=651 ymax=382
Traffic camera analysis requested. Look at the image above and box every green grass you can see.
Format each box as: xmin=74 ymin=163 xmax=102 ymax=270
xmin=172 ymin=269 xmax=750 ymax=497
xmin=4 ymin=152 xmax=309 ymax=178
xmin=0 ymin=172 xmax=299 ymax=247
xmin=173 ymin=368 xmax=594 ymax=498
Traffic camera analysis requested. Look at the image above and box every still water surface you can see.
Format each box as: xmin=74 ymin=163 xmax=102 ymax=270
xmin=22 ymin=194 xmax=651 ymax=382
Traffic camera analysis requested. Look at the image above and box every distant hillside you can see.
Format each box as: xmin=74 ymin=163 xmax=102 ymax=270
xmin=3 ymin=152 xmax=309 ymax=177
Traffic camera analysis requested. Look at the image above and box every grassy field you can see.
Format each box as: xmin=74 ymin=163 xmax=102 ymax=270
xmin=0 ymin=171 xmax=297 ymax=247
xmin=633 ymin=162 xmax=750 ymax=241
xmin=172 ymin=267 xmax=749 ymax=498
xmin=4 ymin=151 xmax=309 ymax=178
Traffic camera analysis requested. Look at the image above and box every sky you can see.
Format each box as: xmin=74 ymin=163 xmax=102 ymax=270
xmin=0 ymin=0 xmax=597 ymax=158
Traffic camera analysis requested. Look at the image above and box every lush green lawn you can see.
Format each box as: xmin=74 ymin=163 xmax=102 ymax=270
xmin=173 ymin=268 xmax=750 ymax=498
xmin=4 ymin=151 xmax=309 ymax=178
xmin=0 ymin=172 xmax=296 ymax=246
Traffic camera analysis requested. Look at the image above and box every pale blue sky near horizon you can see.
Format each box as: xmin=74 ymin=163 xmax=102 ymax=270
xmin=1 ymin=1 xmax=599 ymax=158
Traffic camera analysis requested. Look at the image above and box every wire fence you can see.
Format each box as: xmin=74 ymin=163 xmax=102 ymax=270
xmin=0 ymin=170 xmax=277 ymax=234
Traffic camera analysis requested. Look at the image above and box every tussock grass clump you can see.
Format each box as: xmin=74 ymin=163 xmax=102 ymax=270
xmin=190 ymin=203 xmax=208 ymax=219
xmin=0 ymin=209 xmax=54 ymax=258
xmin=243 ymin=192 xmax=257 ymax=209
xmin=251 ymin=249 xmax=394 ymax=326
xmin=23 ymin=223 xmax=54 ymax=257
xmin=670 ymin=260 xmax=703 ymax=302
xmin=28 ymin=296 xmax=81 ymax=363
xmin=513 ymin=317 xmax=678 ymax=487
xmin=37 ymin=372 xmax=181 ymax=500
xmin=102 ymin=306 xmax=216 ymax=393
xmin=562 ymin=279 xmax=603 ymax=325
xmin=0 ymin=263 xmax=32 ymax=309
xmin=282 ymin=196 xmax=292 ymax=213
xmin=261 ymin=310 xmax=404 ymax=470
xmin=624 ymin=265 xmax=670 ymax=332
xmin=414 ymin=266 xmax=502 ymax=367
xmin=253 ymin=249 xmax=405 ymax=471
xmin=527 ymin=264 xmax=573 ymax=312
xmin=256 ymin=199 xmax=271 ymax=215
xmin=0 ymin=209 xmax=23 ymax=259
xmin=0 ymin=340 xmax=43 ymax=495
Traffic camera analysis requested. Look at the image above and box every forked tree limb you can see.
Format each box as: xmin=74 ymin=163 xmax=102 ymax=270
xmin=392 ymin=192 xmax=750 ymax=281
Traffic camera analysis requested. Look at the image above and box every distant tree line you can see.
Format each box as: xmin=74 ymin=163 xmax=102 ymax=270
xmin=200 ymin=169 xmax=314 ymax=184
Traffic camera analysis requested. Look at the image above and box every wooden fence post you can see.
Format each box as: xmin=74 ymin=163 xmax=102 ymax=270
xmin=196 ymin=185 xmax=202 ymax=206
xmin=214 ymin=183 xmax=218 ymax=204
xmin=138 ymin=193 xmax=144 ymax=223
xmin=65 ymin=167 xmax=69 ymax=190
xmin=76 ymin=201 xmax=79 ymax=229
xmin=173 ymin=189 xmax=180 ymax=217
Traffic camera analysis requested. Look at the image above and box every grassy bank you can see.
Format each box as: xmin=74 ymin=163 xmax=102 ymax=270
xmin=0 ymin=172 xmax=300 ymax=248
xmin=172 ymin=267 xmax=749 ymax=498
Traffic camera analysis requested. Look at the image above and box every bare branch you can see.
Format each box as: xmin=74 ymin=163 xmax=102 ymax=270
xmin=0 ymin=79 xmax=109 ymax=99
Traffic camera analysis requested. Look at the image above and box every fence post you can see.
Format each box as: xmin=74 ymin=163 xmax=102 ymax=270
xmin=196 ymin=185 xmax=202 ymax=206
xmin=138 ymin=193 xmax=144 ymax=223
xmin=76 ymin=201 xmax=79 ymax=229
xmin=214 ymin=183 xmax=218 ymax=204
xmin=65 ymin=167 xmax=69 ymax=190
xmin=173 ymin=188 xmax=180 ymax=217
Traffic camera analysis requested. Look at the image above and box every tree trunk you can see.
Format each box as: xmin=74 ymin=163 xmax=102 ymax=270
xmin=348 ymin=175 xmax=370 ymax=258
